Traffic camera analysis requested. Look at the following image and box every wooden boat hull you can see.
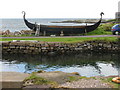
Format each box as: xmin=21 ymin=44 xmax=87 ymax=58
xmin=22 ymin=11 xmax=104 ymax=35
xmin=40 ymin=25 xmax=86 ymax=34
xmin=40 ymin=20 xmax=101 ymax=34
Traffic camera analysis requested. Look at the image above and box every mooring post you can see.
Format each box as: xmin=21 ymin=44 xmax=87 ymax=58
xmin=38 ymin=24 xmax=40 ymax=36
xmin=35 ymin=22 xmax=38 ymax=36
xmin=35 ymin=24 xmax=40 ymax=36
xmin=43 ymin=31 xmax=46 ymax=36
xmin=33 ymin=22 xmax=36 ymax=35
xmin=60 ymin=30 xmax=64 ymax=36
xmin=35 ymin=25 xmax=38 ymax=36
xmin=84 ymin=23 xmax=87 ymax=35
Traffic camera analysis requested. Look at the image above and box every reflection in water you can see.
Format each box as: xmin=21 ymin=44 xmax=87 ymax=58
xmin=1 ymin=52 xmax=120 ymax=77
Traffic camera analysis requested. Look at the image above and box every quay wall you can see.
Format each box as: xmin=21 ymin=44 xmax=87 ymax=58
xmin=1 ymin=41 xmax=120 ymax=54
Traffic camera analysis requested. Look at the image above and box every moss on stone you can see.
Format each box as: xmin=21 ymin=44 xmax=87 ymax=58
xmin=24 ymin=72 xmax=58 ymax=87
xmin=67 ymin=76 xmax=87 ymax=82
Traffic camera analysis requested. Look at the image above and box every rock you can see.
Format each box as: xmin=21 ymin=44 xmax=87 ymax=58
xmin=71 ymin=72 xmax=80 ymax=75
xmin=3 ymin=30 xmax=11 ymax=35
xmin=37 ymin=70 xmax=46 ymax=73
xmin=14 ymin=31 xmax=21 ymax=36
xmin=20 ymin=30 xmax=35 ymax=35
xmin=36 ymin=71 xmax=80 ymax=84
xmin=24 ymin=80 xmax=34 ymax=86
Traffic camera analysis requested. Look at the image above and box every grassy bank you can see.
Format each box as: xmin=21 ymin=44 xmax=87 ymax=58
xmin=24 ymin=72 xmax=57 ymax=87
xmin=23 ymin=71 xmax=119 ymax=88
xmin=86 ymin=23 xmax=117 ymax=35
xmin=1 ymin=37 xmax=118 ymax=43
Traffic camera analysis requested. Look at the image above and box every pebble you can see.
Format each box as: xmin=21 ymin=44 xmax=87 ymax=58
xmin=59 ymin=78 xmax=111 ymax=88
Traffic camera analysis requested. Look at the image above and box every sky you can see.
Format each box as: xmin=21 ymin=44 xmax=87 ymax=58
xmin=0 ymin=0 xmax=120 ymax=18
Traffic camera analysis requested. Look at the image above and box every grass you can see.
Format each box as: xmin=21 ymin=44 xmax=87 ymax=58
xmin=67 ymin=76 xmax=79 ymax=82
xmin=67 ymin=76 xmax=98 ymax=82
xmin=99 ymin=77 xmax=119 ymax=88
xmin=106 ymin=19 xmax=117 ymax=22
xmin=67 ymin=76 xmax=120 ymax=88
xmin=67 ymin=76 xmax=88 ymax=82
xmin=24 ymin=72 xmax=57 ymax=86
xmin=1 ymin=37 xmax=118 ymax=43
xmin=86 ymin=23 xmax=117 ymax=35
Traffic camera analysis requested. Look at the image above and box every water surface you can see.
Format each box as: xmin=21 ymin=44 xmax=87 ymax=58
xmin=1 ymin=52 xmax=120 ymax=77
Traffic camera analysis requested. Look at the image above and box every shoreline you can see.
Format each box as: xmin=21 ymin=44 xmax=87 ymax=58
xmin=1 ymin=71 xmax=119 ymax=89
xmin=0 ymin=71 xmax=119 ymax=77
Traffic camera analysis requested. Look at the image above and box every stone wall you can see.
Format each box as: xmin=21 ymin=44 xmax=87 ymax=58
xmin=1 ymin=40 xmax=120 ymax=54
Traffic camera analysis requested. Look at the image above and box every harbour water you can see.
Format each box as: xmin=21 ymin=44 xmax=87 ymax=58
xmin=1 ymin=52 xmax=119 ymax=77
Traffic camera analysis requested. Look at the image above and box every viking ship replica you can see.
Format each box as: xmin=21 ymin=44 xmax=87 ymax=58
xmin=22 ymin=11 xmax=104 ymax=36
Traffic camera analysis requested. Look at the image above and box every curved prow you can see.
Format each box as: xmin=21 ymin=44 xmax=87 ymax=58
xmin=22 ymin=11 xmax=26 ymax=19
xmin=95 ymin=12 xmax=104 ymax=25
xmin=100 ymin=12 xmax=104 ymax=19
xmin=22 ymin=11 xmax=36 ymax=31
xmin=94 ymin=12 xmax=104 ymax=25
xmin=86 ymin=12 xmax=104 ymax=32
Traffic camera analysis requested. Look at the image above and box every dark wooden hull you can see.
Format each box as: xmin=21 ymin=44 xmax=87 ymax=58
xmin=40 ymin=20 xmax=101 ymax=34
xmin=22 ymin=11 xmax=104 ymax=34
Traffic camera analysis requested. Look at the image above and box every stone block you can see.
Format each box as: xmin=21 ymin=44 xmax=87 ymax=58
xmin=0 ymin=72 xmax=29 ymax=88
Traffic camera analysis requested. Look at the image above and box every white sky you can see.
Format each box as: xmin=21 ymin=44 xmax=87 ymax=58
xmin=0 ymin=0 xmax=119 ymax=18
